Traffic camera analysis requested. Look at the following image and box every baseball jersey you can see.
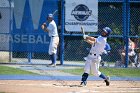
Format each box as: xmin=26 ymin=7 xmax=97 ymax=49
xmin=89 ymin=36 xmax=107 ymax=55
xmin=47 ymin=20 xmax=58 ymax=37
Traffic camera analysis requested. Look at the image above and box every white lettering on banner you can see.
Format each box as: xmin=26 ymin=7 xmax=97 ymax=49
xmin=44 ymin=36 xmax=49 ymax=44
xmin=36 ymin=35 xmax=43 ymax=44
xmin=0 ymin=34 xmax=7 ymax=42
xmin=0 ymin=34 xmax=49 ymax=44
xmin=65 ymin=0 xmax=98 ymax=32
xmin=29 ymin=0 xmax=44 ymax=30
xmin=8 ymin=35 xmax=13 ymax=42
xmin=14 ymin=0 xmax=26 ymax=29
xmin=65 ymin=22 xmax=98 ymax=26
xmin=29 ymin=35 xmax=35 ymax=43
xmin=71 ymin=11 xmax=92 ymax=15
xmin=14 ymin=34 xmax=20 ymax=43
xmin=21 ymin=35 xmax=28 ymax=43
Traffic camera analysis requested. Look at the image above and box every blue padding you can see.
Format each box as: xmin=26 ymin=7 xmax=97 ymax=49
xmin=12 ymin=0 xmax=59 ymax=52
xmin=0 ymin=75 xmax=140 ymax=81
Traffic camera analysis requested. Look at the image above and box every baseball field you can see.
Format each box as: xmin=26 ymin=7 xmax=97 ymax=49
xmin=0 ymin=65 xmax=140 ymax=93
xmin=0 ymin=80 xmax=140 ymax=93
xmin=0 ymin=0 xmax=140 ymax=93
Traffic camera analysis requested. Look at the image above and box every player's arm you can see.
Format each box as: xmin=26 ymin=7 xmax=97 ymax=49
xmin=41 ymin=23 xmax=49 ymax=32
xmin=85 ymin=36 xmax=96 ymax=45
xmin=131 ymin=42 xmax=136 ymax=49
xmin=86 ymin=36 xmax=96 ymax=41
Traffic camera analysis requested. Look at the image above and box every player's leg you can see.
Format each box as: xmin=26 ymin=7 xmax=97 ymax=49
xmin=80 ymin=73 xmax=89 ymax=86
xmin=50 ymin=53 xmax=57 ymax=65
xmin=99 ymin=73 xmax=110 ymax=86
xmin=91 ymin=59 xmax=110 ymax=86
xmin=48 ymin=39 xmax=53 ymax=65
xmin=80 ymin=60 xmax=90 ymax=86
xmin=91 ymin=61 xmax=101 ymax=76
xmin=48 ymin=37 xmax=59 ymax=66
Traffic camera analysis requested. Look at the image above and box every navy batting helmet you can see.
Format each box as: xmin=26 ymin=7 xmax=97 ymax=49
xmin=103 ymin=27 xmax=112 ymax=36
xmin=48 ymin=14 xmax=53 ymax=18
xmin=47 ymin=14 xmax=53 ymax=21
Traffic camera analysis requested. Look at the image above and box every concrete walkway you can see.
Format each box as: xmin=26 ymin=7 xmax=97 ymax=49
xmin=2 ymin=61 xmax=85 ymax=76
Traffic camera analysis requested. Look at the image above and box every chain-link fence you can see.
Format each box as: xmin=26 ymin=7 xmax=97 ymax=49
xmin=63 ymin=1 xmax=140 ymax=67
xmin=0 ymin=0 xmax=140 ymax=68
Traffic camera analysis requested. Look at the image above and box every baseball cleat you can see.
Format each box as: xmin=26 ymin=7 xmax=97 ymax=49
xmin=48 ymin=63 xmax=56 ymax=67
xmin=104 ymin=76 xmax=110 ymax=86
xmin=135 ymin=63 xmax=139 ymax=68
xmin=80 ymin=81 xmax=87 ymax=86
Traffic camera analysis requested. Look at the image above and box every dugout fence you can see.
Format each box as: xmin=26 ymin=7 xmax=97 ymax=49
xmin=0 ymin=0 xmax=140 ymax=68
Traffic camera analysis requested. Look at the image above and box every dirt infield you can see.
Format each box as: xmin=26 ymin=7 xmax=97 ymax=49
xmin=0 ymin=80 xmax=140 ymax=93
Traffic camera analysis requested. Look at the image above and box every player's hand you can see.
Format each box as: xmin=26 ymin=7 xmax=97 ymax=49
xmin=41 ymin=25 xmax=45 ymax=30
xmin=83 ymin=35 xmax=88 ymax=39
xmin=41 ymin=23 xmax=47 ymax=30
xmin=43 ymin=23 xmax=47 ymax=27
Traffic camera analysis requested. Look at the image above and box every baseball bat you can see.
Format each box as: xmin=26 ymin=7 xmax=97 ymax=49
xmin=81 ymin=26 xmax=90 ymax=40
xmin=52 ymin=10 xmax=58 ymax=16
xmin=81 ymin=26 xmax=85 ymax=36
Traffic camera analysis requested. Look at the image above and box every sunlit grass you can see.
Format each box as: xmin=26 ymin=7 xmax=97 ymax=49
xmin=0 ymin=66 xmax=37 ymax=75
xmin=61 ymin=67 xmax=140 ymax=77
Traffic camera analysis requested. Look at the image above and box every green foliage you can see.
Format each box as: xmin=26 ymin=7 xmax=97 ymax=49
xmin=110 ymin=23 xmax=122 ymax=35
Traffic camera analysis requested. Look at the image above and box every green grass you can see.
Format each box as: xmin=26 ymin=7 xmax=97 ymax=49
xmin=61 ymin=67 xmax=140 ymax=77
xmin=0 ymin=66 xmax=37 ymax=75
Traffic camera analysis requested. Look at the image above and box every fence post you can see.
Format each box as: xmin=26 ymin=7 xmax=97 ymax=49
xmin=9 ymin=0 xmax=13 ymax=62
xmin=123 ymin=0 xmax=130 ymax=68
xmin=60 ymin=0 xmax=65 ymax=65
xmin=28 ymin=52 xmax=32 ymax=63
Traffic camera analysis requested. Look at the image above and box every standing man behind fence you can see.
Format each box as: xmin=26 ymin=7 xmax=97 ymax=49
xmin=41 ymin=14 xmax=59 ymax=67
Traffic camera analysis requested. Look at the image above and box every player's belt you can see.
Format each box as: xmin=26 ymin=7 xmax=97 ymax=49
xmin=89 ymin=53 xmax=101 ymax=56
xmin=52 ymin=35 xmax=58 ymax=37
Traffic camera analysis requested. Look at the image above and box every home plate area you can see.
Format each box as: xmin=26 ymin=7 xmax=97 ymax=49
xmin=0 ymin=80 xmax=140 ymax=93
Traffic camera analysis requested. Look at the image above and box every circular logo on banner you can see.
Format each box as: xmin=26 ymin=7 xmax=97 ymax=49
xmin=71 ymin=4 xmax=92 ymax=21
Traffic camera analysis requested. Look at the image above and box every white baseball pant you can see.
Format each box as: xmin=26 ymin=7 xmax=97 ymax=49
xmin=84 ymin=54 xmax=102 ymax=76
xmin=48 ymin=36 xmax=59 ymax=55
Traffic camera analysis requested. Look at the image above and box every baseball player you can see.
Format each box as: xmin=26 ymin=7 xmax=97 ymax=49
xmin=41 ymin=14 xmax=59 ymax=67
xmin=80 ymin=27 xmax=112 ymax=86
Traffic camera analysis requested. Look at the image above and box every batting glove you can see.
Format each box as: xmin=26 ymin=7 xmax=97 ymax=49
xmin=83 ymin=35 xmax=88 ymax=39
